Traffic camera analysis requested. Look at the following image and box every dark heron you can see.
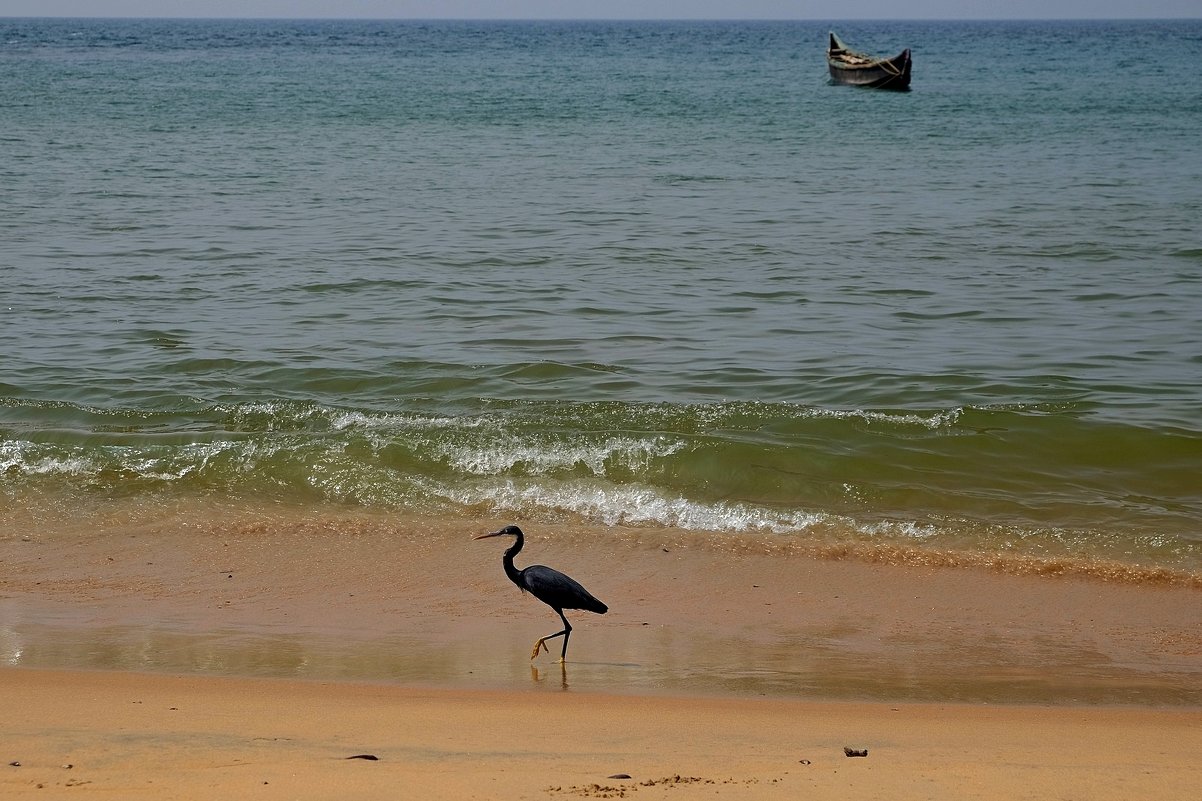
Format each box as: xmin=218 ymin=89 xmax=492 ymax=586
xmin=475 ymin=525 xmax=608 ymax=662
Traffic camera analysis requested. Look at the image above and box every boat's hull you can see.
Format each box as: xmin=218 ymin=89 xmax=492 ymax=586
xmin=827 ymin=49 xmax=911 ymax=90
xmin=826 ymin=33 xmax=912 ymax=91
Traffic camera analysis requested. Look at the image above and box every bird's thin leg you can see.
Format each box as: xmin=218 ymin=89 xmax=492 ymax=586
xmin=558 ymin=612 xmax=573 ymax=663
xmin=531 ymin=611 xmax=573 ymax=663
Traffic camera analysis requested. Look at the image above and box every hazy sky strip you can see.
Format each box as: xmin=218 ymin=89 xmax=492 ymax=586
xmin=3 ymin=1 xmax=1200 ymax=19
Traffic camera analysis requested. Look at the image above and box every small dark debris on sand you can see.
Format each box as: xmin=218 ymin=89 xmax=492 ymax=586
xmin=549 ymin=775 xmax=758 ymax=797
xmin=844 ymin=747 xmax=869 ymax=757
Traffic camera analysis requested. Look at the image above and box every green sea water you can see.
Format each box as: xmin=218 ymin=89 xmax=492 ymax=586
xmin=2 ymin=18 xmax=1201 ymax=572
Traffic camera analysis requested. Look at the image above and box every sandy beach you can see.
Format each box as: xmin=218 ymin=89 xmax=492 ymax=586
xmin=3 ymin=506 xmax=1202 ymax=798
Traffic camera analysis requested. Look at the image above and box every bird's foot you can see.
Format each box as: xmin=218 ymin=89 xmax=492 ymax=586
xmin=530 ymin=639 xmax=549 ymax=660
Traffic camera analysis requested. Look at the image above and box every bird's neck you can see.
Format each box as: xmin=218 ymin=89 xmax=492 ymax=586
xmin=502 ymin=538 xmax=524 ymax=587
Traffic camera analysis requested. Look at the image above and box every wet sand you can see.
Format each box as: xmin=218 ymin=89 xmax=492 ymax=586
xmin=3 ymin=506 xmax=1200 ymax=703
xmin=3 ymin=506 xmax=1202 ymax=797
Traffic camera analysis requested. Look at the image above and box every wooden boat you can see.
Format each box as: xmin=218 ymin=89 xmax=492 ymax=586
xmin=826 ymin=32 xmax=911 ymax=91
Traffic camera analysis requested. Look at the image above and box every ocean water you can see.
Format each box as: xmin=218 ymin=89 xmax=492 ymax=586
xmin=2 ymin=18 xmax=1201 ymax=574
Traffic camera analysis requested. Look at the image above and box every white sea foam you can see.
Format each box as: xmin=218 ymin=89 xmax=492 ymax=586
xmin=441 ymin=435 xmax=684 ymax=477
xmin=861 ymin=519 xmax=941 ymax=540
xmin=0 ymin=439 xmax=248 ymax=482
xmin=429 ymin=477 xmax=828 ymax=534
xmin=329 ymin=410 xmax=493 ymax=432
xmin=0 ymin=441 xmax=95 ymax=477
xmin=806 ymin=406 xmax=964 ymax=429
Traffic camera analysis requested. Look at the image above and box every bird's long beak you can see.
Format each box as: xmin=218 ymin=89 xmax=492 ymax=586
xmin=474 ymin=530 xmax=508 ymax=540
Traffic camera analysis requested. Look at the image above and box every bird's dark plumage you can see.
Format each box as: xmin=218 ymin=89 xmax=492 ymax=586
xmin=518 ymin=565 xmax=608 ymax=615
xmin=475 ymin=524 xmax=607 ymax=661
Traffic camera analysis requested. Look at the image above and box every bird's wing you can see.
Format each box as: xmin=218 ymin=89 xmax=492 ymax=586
xmin=521 ymin=564 xmax=607 ymax=613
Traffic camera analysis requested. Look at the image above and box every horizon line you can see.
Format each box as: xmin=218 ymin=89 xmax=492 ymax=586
xmin=3 ymin=15 xmax=1201 ymax=22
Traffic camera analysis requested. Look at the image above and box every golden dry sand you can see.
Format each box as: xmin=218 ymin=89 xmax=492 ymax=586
xmin=4 ymin=668 xmax=1202 ymax=801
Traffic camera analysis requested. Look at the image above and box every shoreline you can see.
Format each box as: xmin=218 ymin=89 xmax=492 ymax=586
xmin=5 ymin=667 xmax=1202 ymax=801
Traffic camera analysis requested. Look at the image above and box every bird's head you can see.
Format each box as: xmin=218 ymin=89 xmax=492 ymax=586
xmin=474 ymin=524 xmax=523 ymax=540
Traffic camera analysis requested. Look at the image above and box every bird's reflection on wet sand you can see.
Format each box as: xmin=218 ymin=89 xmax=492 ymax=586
xmin=531 ymin=661 xmax=569 ymax=690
